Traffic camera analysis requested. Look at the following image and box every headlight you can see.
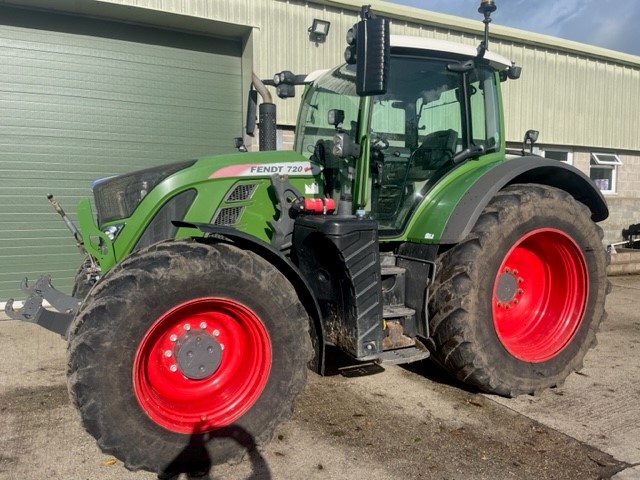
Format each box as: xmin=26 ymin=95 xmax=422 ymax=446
xmin=102 ymin=224 xmax=124 ymax=241
xmin=93 ymin=160 xmax=196 ymax=224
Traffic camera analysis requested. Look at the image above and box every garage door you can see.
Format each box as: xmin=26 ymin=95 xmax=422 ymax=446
xmin=0 ymin=6 xmax=243 ymax=299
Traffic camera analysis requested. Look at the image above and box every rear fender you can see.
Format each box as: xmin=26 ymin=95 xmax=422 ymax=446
xmin=407 ymin=157 xmax=608 ymax=245
xmin=173 ymin=221 xmax=326 ymax=374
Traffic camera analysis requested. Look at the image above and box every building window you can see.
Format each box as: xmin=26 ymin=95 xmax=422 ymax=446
xmin=590 ymin=153 xmax=622 ymax=193
xmin=542 ymin=148 xmax=572 ymax=164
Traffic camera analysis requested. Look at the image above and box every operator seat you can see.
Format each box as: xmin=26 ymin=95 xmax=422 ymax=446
xmin=407 ymin=129 xmax=458 ymax=180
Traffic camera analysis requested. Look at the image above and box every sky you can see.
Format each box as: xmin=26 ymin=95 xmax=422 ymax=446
xmin=388 ymin=0 xmax=640 ymax=57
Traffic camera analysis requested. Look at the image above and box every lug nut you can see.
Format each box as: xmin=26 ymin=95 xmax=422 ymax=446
xmin=169 ymin=334 xmax=178 ymax=342
xmin=164 ymin=350 xmax=172 ymax=358
xmin=169 ymin=364 xmax=178 ymax=372
xmin=184 ymin=324 xmax=191 ymax=331
xmin=213 ymin=329 xmax=220 ymax=337
xmin=200 ymin=322 xmax=207 ymax=329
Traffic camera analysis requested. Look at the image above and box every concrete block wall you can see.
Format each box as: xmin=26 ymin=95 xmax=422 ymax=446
xmin=573 ymin=149 xmax=640 ymax=246
xmin=599 ymin=197 xmax=640 ymax=247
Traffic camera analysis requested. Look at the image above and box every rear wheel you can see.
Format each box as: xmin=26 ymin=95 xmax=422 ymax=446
xmin=427 ymin=184 xmax=609 ymax=396
xmin=67 ymin=239 xmax=311 ymax=475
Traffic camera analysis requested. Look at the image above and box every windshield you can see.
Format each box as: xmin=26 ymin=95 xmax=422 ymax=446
xmin=371 ymin=56 xmax=500 ymax=232
xmin=295 ymin=65 xmax=360 ymax=158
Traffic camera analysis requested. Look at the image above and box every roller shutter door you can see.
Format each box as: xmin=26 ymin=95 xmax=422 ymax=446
xmin=0 ymin=7 xmax=243 ymax=298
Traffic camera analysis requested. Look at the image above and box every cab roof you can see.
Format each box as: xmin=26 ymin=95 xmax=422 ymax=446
xmin=391 ymin=35 xmax=513 ymax=71
xmin=304 ymin=35 xmax=514 ymax=83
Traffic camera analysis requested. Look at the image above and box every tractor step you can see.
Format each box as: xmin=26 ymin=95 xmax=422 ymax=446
xmin=378 ymin=346 xmax=430 ymax=365
xmin=381 ymin=264 xmax=409 ymax=309
xmin=381 ymin=265 xmax=405 ymax=276
xmin=383 ymin=305 xmax=415 ymax=319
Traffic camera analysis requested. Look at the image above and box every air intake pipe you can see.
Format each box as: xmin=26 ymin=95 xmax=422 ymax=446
xmin=251 ymin=73 xmax=277 ymax=151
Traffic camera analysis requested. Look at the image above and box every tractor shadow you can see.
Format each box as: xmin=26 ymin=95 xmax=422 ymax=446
xmin=158 ymin=424 xmax=271 ymax=480
xmin=323 ymin=344 xmax=479 ymax=394
xmin=401 ymin=358 xmax=480 ymax=395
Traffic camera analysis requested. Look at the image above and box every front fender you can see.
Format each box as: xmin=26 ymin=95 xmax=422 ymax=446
xmin=173 ymin=221 xmax=326 ymax=374
xmin=405 ymin=156 xmax=608 ymax=245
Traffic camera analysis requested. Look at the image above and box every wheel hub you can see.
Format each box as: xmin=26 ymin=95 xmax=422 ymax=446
xmin=133 ymin=297 xmax=272 ymax=433
xmin=174 ymin=330 xmax=223 ymax=380
xmin=495 ymin=268 xmax=524 ymax=308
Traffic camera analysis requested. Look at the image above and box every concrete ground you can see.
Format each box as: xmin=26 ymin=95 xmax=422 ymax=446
xmin=0 ymin=275 xmax=638 ymax=480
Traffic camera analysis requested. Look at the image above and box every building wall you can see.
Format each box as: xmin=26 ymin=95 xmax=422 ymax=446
xmin=576 ymin=149 xmax=640 ymax=246
xmin=601 ymin=197 xmax=640 ymax=248
xmin=0 ymin=3 xmax=247 ymax=298
xmin=47 ymin=0 xmax=640 ymax=151
xmin=5 ymin=0 xmax=640 ymax=244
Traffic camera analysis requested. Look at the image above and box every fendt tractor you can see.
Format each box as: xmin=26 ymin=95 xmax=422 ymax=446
xmin=5 ymin=1 xmax=609 ymax=477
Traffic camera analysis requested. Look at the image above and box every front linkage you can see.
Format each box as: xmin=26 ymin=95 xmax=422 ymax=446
xmin=4 ymin=275 xmax=80 ymax=337
xmin=3 ymin=194 xmax=85 ymax=337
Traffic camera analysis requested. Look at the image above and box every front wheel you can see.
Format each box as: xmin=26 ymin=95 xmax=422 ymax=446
xmin=67 ymin=239 xmax=311 ymax=475
xmin=428 ymin=184 xmax=609 ymax=397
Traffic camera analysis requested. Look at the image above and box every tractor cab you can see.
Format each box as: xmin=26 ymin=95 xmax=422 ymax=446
xmin=295 ymin=36 xmax=518 ymax=235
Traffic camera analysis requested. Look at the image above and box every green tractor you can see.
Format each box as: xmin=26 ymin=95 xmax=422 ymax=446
xmin=5 ymin=2 xmax=608 ymax=477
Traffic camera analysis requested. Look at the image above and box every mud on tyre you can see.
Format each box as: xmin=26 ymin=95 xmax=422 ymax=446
xmin=427 ymin=184 xmax=609 ymax=397
xmin=67 ymin=239 xmax=312 ymax=475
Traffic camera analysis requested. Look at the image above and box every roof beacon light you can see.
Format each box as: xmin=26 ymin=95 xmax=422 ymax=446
xmin=477 ymin=0 xmax=497 ymax=58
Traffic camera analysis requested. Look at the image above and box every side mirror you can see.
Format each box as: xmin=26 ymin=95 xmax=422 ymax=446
xmin=344 ymin=6 xmax=390 ymax=96
xmin=523 ymin=129 xmax=539 ymax=155
xmin=246 ymin=89 xmax=257 ymax=136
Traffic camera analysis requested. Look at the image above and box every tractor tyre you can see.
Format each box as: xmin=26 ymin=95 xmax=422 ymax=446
xmin=67 ymin=239 xmax=312 ymax=476
xmin=427 ymin=184 xmax=609 ymax=397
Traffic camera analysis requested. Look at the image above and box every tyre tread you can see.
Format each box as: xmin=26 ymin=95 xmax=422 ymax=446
xmin=428 ymin=184 xmax=610 ymax=397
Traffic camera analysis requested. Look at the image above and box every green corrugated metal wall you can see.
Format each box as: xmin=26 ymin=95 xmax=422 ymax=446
xmin=0 ymin=6 xmax=243 ymax=299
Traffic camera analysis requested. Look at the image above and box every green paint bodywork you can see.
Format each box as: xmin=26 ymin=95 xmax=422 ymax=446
xmin=399 ymin=151 xmax=505 ymax=243
xmin=78 ymin=150 xmax=320 ymax=272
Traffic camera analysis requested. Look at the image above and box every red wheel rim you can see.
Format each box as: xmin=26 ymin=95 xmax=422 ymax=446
xmin=492 ymin=228 xmax=588 ymax=362
xmin=133 ymin=297 xmax=271 ymax=433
